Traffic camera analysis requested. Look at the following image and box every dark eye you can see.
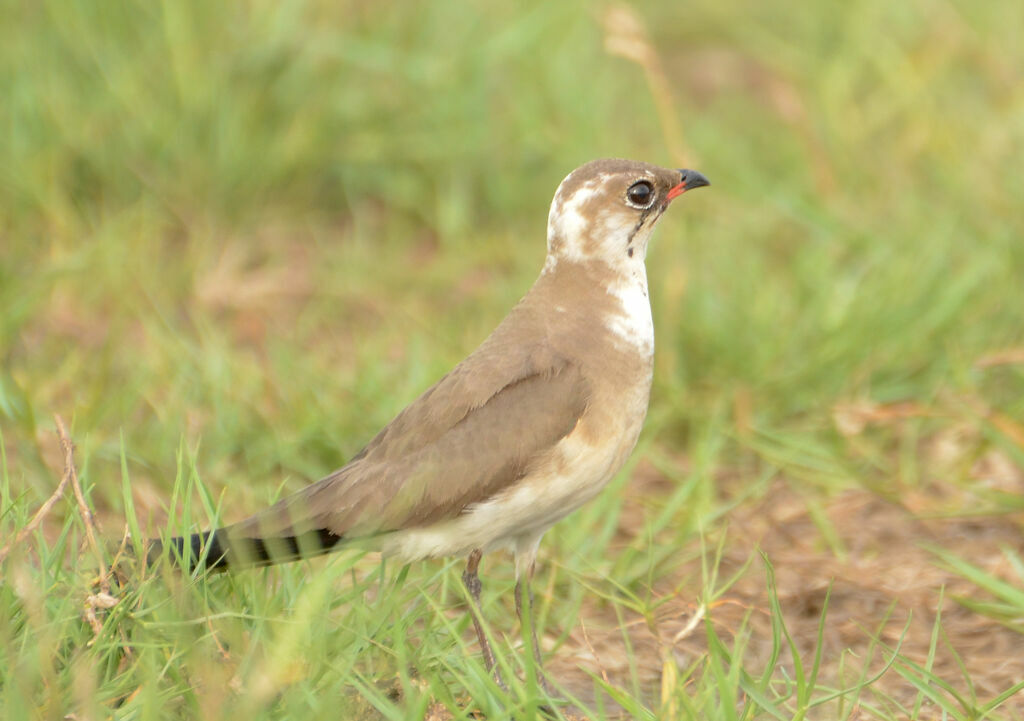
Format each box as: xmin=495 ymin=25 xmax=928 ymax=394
xmin=626 ymin=180 xmax=655 ymax=208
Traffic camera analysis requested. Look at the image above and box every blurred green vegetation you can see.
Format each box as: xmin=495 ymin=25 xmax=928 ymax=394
xmin=1 ymin=0 xmax=1023 ymax=718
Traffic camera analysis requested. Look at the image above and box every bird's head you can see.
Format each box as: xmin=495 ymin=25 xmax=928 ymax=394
xmin=545 ymin=158 xmax=708 ymax=271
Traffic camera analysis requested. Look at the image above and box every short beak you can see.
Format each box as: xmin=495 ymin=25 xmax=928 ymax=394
xmin=666 ymin=168 xmax=710 ymax=200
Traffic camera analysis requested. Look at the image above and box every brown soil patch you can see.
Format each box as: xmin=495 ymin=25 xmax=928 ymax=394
xmin=545 ymin=482 xmax=1024 ymax=718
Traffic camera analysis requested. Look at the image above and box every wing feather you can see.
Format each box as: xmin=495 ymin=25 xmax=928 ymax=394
xmin=227 ymin=303 xmax=590 ymax=542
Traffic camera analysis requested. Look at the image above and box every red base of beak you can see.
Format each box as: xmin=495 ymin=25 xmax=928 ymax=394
xmin=666 ymin=182 xmax=687 ymax=201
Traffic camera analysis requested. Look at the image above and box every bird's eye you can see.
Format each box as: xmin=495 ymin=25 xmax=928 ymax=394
xmin=626 ymin=180 xmax=655 ymax=208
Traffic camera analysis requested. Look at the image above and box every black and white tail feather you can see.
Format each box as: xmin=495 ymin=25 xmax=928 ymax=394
xmin=148 ymin=527 xmax=345 ymax=572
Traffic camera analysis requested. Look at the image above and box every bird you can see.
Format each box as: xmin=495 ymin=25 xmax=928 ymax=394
xmin=149 ymin=158 xmax=709 ymax=686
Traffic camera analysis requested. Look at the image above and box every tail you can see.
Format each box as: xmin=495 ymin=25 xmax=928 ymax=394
xmin=147 ymin=527 xmax=346 ymax=572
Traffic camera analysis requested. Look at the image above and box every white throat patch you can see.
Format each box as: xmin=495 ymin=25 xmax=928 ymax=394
xmin=605 ymin=270 xmax=654 ymax=355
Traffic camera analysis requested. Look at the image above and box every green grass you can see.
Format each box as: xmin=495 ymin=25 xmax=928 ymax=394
xmin=2 ymin=0 xmax=1024 ymax=718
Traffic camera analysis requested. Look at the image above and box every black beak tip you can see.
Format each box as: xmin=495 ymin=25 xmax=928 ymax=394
xmin=678 ymin=168 xmax=710 ymax=191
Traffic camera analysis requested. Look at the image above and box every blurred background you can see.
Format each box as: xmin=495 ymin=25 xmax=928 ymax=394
xmin=3 ymin=0 xmax=1020 ymax=511
xmin=2 ymin=0 xmax=1023 ymax=717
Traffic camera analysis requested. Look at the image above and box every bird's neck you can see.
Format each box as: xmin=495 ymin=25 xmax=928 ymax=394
xmin=528 ymin=256 xmax=653 ymax=356
xmin=540 ymin=248 xmax=648 ymax=288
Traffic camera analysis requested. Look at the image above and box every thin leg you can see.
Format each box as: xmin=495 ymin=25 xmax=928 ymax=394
xmin=514 ymin=562 xmax=551 ymax=691
xmin=462 ymin=549 xmax=505 ymax=688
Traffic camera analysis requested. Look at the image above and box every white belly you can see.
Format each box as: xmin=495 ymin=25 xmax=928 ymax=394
xmin=379 ymin=418 xmax=641 ymax=565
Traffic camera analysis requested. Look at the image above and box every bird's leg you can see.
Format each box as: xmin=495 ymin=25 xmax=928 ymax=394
xmin=514 ymin=561 xmax=551 ymax=692
xmin=462 ymin=549 xmax=505 ymax=688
